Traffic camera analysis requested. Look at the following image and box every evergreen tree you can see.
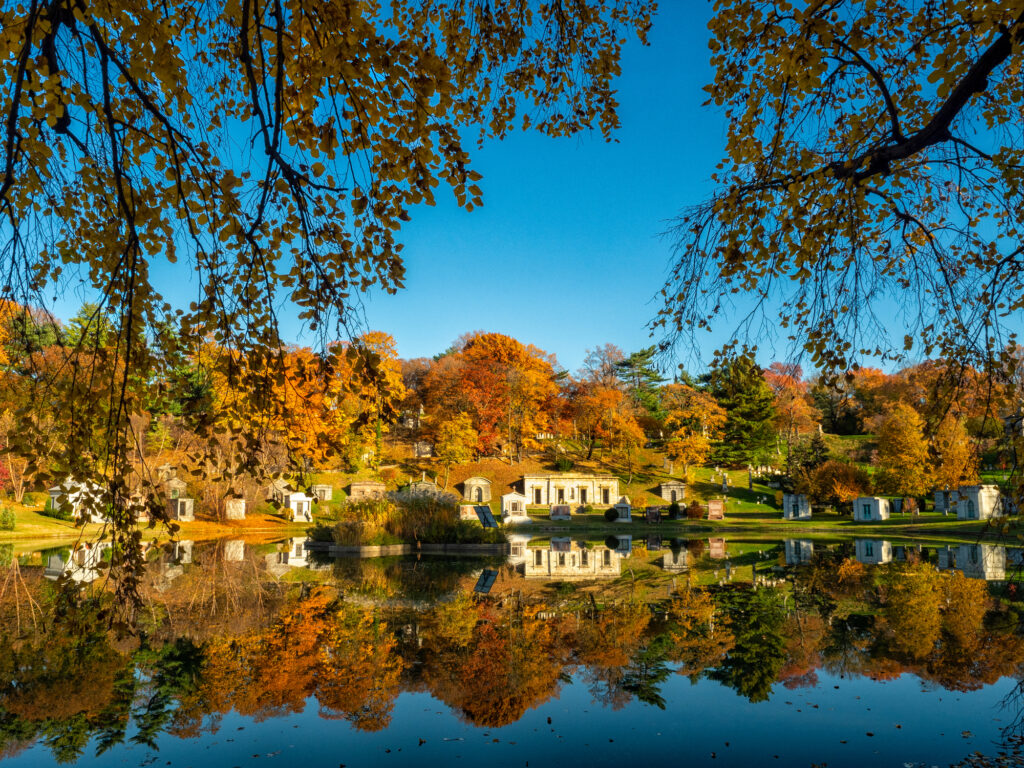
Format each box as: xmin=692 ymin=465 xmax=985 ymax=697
xmin=790 ymin=431 xmax=830 ymax=476
xmin=64 ymin=302 xmax=115 ymax=350
xmin=709 ymin=589 xmax=787 ymax=703
xmin=707 ymin=347 xmax=776 ymax=465
xmin=614 ymin=346 xmax=666 ymax=426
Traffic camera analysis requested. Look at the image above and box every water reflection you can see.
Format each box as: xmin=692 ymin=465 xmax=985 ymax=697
xmin=523 ymin=538 xmax=621 ymax=580
xmin=784 ymin=539 xmax=813 ymax=565
xmin=43 ymin=542 xmax=111 ymax=584
xmin=3 ymin=534 xmax=1024 ymax=766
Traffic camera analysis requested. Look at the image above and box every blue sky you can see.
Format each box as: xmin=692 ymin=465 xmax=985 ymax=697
xmin=47 ymin=5 xmax=756 ymax=374
xmin=347 ymin=4 xmax=729 ymax=373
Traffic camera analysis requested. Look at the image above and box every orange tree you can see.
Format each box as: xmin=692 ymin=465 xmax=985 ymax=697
xmin=425 ymin=332 xmax=560 ymax=458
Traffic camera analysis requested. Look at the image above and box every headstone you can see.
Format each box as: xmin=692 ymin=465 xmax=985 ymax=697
xmin=707 ymin=499 xmax=725 ymax=520
xmin=550 ymin=504 xmax=571 ymax=521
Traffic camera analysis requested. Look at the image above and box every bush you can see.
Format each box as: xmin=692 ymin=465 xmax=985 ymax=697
xmin=330 ymin=497 xmax=507 ymax=546
xmin=604 ymin=507 xmax=619 ymax=522
xmin=252 ymin=501 xmax=277 ymax=517
xmin=40 ymin=498 xmax=72 ymax=521
xmin=22 ymin=491 xmax=48 ymax=507
xmin=0 ymin=543 xmax=12 ymax=567
xmin=686 ymin=501 xmax=705 ymax=520
xmin=667 ymin=501 xmax=681 ymax=519
xmin=554 ymin=456 xmax=574 ymax=472
xmin=686 ymin=538 xmax=705 ymax=558
xmin=0 ymin=508 xmax=14 ymax=531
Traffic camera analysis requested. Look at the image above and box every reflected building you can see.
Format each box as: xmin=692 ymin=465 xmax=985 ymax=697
xmin=855 ymin=539 xmax=893 ymax=565
xmin=172 ymin=540 xmax=194 ymax=565
xmin=223 ymin=539 xmax=245 ymax=562
xmin=708 ymin=538 xmax=728 ymax=560
xmin=784 ymin=539 xmax=814 ymax=565
xmin=44 ymin=542 xmax=111 ymax=584
xmin=661 ymin=547 xmax=689 ymax=573
xmin=524 ymin=540 xmax=621 ymax=580
xmin=507 ymin=534 xmax=532 ymax=566
xmin=608 ymin=535 xmax=632 ymax=557
xmin=266 ymin=537 xmax=310 ymax=577
xmin=938 ymin=544 xmax=1007 ymax=581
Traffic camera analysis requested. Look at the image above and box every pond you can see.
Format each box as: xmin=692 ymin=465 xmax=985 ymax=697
xmin=1 ymin=534 xmax=1023 ymax=767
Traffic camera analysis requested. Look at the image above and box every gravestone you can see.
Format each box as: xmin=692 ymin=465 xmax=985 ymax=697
xmin=707 ymin=499 xmax=725 ymax=520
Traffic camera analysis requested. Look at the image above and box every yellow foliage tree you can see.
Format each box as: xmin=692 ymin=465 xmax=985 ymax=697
xmin=930 ymin=415 xmax=979 ymax=490
xmin=874 ymin=403 xmax=932 ymax=497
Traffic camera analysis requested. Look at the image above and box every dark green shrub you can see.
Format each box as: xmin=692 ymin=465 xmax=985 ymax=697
xmin=0 ymin=508 xmax=14 ymax=531
xmin=40 ymin=498 xmax=72 ymax=521
xmin=604 ymin=507 xmax=619 ymax=522
xmin=667 ymin=501 xmax=681 ymax=519
xmin=554 ymin=456 xmax=574 ymax=472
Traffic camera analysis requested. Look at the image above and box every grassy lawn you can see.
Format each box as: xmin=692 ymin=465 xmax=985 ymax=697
xmin=0 ymin=502 xmax=313 ymax=546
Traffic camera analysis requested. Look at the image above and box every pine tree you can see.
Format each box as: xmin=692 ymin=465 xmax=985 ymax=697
xmin=706 ymin=347 xmax=776 ymax=465
xmin=614 ymin=347 xmax=666 ymax=425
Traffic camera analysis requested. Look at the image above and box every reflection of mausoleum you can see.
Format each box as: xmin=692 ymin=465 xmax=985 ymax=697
xmin=44 ymin=542 xmax=111 ymax=584
xmin=265 ymin=537 xmax=310 ymax=577
xmin=854 ymin=539 xmax=892 ymax=565
xmin=938 ymin=544 xmax=1006 ymax=581
xmin=784 ymin=539 xmax=814 ymax=565
xmin=661 ymin=548 xmax=689 ymax=572
xmin=524 ymin=540 xmax=621 ymax=579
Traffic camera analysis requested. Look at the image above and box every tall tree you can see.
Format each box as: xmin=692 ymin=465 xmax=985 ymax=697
xmin=424 ymin=333 xmax=559 ymax=460
xmin=434 ymin=414 xmax=478 ymax=490
xmin=569 ymin=381 xmax=636 ymax=462
xmin=614 ymin=347 xmax=666 ymax=428
xmin=661 ymin=383 xmax=727 ymax=475
xmin=763 ymin=363 xmax=818 ymax=465
xmin=706 ymin=347 xmax=776 ymax=465
xmin=930 ymin=415 xmax=979 ymax=491
xmin=874 ymin=403 xmax=932 ymax=497
xmin=579 ymin=344 xmax=626 ymax=389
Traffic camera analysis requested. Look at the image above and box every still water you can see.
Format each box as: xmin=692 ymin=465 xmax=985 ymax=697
xmin=1 ymin=535 xmax=1022 ymax=767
